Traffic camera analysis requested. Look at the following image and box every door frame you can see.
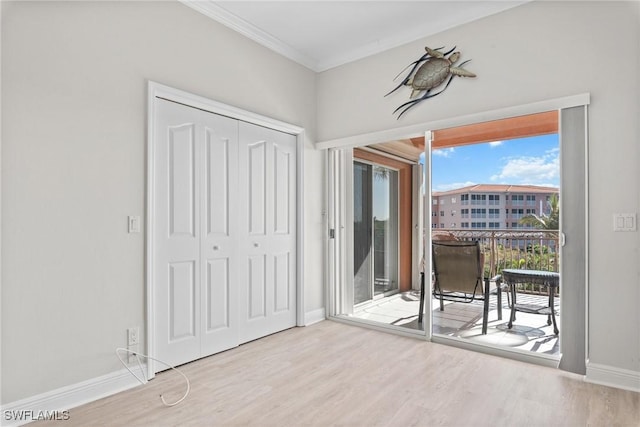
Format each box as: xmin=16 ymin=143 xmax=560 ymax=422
xmin=146 ymin=81 xmax=306 ymax=378
xmin=321 ymin=93 xmax=590 ymax=367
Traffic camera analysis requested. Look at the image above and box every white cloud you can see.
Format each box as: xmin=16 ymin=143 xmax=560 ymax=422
xmin=488 ymin=140 xmax=503 ymax=147
xmin=432 ymin=147 xmax=455 ymax=157
xmin=490 ymin=151 xmax=559 ymax=185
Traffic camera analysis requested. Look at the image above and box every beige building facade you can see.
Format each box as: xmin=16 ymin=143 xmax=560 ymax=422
xmin=431 ymin=184 xmax=559 ymax=230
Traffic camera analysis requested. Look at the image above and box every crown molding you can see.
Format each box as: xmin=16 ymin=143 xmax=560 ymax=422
xmin=180 ymin=0 xmax=529 ymax=73
xmin=179 ymin=0 xmax=319 ymax=71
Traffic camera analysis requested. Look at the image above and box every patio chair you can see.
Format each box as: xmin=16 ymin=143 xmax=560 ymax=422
xmin=419 ymin=240 xmax=506 ymax=334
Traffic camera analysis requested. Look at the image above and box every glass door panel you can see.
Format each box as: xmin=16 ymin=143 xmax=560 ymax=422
xmin=353 ymin=161 xmax=399 ymax=305
xmin=373 ymin=166 xmax=399 ymax=296
xmin=353 ymin=162 xmax=372 ymax=304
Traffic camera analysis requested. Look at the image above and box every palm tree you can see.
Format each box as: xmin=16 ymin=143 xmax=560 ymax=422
xmin=519 ymin=193 xmax=559 ymax=230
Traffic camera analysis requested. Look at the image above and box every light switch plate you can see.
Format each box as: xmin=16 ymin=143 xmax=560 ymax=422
xmin=613 ymin=213 xmax=636 ymax=232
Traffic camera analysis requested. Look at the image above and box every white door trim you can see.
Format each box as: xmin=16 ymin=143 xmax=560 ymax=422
xmin=146 ymin=81 xmax=305 ymax=378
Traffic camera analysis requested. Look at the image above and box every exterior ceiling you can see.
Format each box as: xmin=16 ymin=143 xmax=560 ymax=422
xmin=369 ymin=111 xmax=558 ymax=162
xmin=181 ymin=1 xmax=528 ymax=72
xmin=369 ymin=139 xmax=424 ymax=162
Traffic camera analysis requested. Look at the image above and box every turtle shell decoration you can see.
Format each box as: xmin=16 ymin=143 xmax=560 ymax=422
xmin=387 ymin=46 xmax=476 ymax=118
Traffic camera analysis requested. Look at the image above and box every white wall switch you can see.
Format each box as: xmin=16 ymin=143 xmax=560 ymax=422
xmin=128 ymin=215 xmax=141 ymax=233
xmin=613 ymin=213 xmax=637 ymax=232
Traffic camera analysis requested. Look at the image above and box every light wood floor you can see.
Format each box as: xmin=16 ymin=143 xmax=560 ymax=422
xmin=36 ymin=321 xmax=638 ymax=426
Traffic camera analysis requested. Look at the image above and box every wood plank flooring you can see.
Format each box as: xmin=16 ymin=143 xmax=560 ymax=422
xmin=36 ymin=321 xmax=639 ymax=426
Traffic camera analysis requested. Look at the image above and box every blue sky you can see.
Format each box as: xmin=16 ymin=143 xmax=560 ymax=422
xmin=427 ymin=134 xmax=560 ymax=192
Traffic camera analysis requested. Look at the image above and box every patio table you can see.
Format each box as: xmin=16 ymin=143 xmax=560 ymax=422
xmin=501 ymin=269 xmax=559 ymax=335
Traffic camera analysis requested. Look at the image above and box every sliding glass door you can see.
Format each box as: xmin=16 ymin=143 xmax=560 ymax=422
xmin=354 ymin=162 xmax=373 ymax=304
xmin=353 ymin=161 xmax=399 ymax=305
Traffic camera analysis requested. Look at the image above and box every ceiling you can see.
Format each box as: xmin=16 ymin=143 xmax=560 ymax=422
xmin=180 ymin=1 xmax=530 ymax=162
xmin=181 ymin=1 xmax=528 ymax=72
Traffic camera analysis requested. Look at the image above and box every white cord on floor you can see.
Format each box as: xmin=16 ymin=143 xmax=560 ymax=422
xmin=115 ymin=347 xmax=190 ymax=407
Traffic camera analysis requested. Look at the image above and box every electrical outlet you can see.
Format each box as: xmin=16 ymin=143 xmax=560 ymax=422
xmin=126 ymin=327 xmax=139 ymax=364
xmin=127 ymin=327 xmax=139 ymax=346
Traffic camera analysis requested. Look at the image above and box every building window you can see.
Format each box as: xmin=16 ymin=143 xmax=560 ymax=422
xmin=440 ymin=224 xmax=445 ymax=228
xmin=488 ymin=194 xmax=500 ymax=205
xmin=451 ymin=223 xmax=456 ymax=228
xmin=510 ymin=208 xmax=524 ymax=219
xmin=488 ymin=208 xmax=500 ymax=219
xmin=471 ymin=222 xmax=487 ymax=229
xmin=471 ymin=208 xmax=487 ymax=218
xmin=488 ymin=222 xmax=500 ymax=228
xmin=461 ymin=208 xmax=469 ymax=218
xmin=526 ymin=208 xmax=536 ymax=215
xmin=461 ymin=194 xmax=469 ymax=205
xmin=440 ymin=211 xmax=444 ymax=217
xmin=461 ymin=222 xmax=469 ymax=228
xmin=433 ymin=199 xmax=438 ymax=205
xmin=511 ymin=195 xmax=524 ymax=206
xmin=451 ymin=210 xmax=456 ymax=216
xmin=526 ymin=195 xmax=536 ymax=206
xmin=432 ymin=211 xmax=437 ymax=217
xmin=451 ymin=197 xmax=456 ymax=204
xmin=440 ymin=199 xmax=445 ymax=205
xmin=432 ymin=223 xmax=437 ymax=228
xmin=471 ymin=194 xmax=487 ymax=205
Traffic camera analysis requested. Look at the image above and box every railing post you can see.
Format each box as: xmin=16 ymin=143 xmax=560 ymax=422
xmin=490 ymin=231 xmax=496 ymax=277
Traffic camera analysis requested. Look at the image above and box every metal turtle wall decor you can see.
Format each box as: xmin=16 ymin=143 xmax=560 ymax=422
xmin=386 ymin=46 xmax=476 ymax=119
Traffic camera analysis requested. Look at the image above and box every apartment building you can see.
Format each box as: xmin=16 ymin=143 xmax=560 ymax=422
xmin=431 ymin=184 xmax=559 ymax=230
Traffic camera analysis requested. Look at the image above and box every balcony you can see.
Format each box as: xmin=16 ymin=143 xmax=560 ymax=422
xmin=351 ymin=228 xmax=560 ymax=355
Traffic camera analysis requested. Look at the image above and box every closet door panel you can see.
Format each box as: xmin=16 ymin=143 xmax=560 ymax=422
xmin=200 ymin=111 xmax=239 ymax=356
xmin=238 ymin=122 xmax=297 ymax=344
xmin=154 ymin=99 xmax=202 ymax=367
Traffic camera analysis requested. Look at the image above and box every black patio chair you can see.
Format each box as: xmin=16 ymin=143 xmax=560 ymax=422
xmin=418 ymin=240 xmax=506 ymax=334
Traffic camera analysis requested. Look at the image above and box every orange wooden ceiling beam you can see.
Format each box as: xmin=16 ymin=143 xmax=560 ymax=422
xmin=409 ymin=111 xmax=558 ymax=150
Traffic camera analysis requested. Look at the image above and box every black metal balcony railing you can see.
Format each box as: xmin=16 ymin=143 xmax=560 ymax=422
xmin=434 ymin=228 xmax=560 ymax=296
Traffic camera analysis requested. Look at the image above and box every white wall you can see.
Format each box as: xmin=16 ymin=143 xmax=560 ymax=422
xmin=318 ymin=1 xmax=640 ymax=375
xmin=1 ymin=1 xmax=323 ymax=403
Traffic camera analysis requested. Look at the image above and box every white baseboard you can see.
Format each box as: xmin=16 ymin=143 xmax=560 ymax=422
xmin=304 ymin=308 xmax=326 ymax=326
xmin=586 ymin=362 xmax=640 ymax=393
xmin=1 ymin=363 xmax=147 ymax=427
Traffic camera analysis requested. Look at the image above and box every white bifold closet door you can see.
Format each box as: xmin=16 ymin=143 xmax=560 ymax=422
xmin=237 ymin=122 xmax=297 ymax=344
xmin=154 ymin=98 xmax=296 ymax=368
